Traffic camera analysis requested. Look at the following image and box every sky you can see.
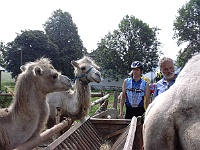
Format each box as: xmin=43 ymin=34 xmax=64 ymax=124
xmin=0 ymin=0 xmax=188 ymax=60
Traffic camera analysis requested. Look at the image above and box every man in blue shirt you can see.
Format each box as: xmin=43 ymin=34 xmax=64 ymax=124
xmin=153 ymin=57 xmax=178 ymax=99
xmin=119 ymin=61 xmax=150 ymax=119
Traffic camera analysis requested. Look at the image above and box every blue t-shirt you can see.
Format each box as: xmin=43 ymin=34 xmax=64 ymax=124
xmin=153 ymin=74 xmax=178 ymax=99
xmin=125 ymin=78 xmax=146 ymax=107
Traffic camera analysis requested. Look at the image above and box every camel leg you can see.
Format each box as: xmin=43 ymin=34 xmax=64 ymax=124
xmin=178 ymin=120 xmax=200 ymax=150
xmin=143 ymin=113 xmax=177 ymax=150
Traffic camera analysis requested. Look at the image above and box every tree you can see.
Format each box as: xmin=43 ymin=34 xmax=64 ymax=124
xmin=173 ymin=0 xmax=200 ymax=68
xmin=43 ymin=9 xmax=85 ymax=78
xmin=93 ymin=15 xmax=161 ymax=81
xmin=0 ymin=41 xmax=7 ymax=68
xmin=5 ymin=30 xmax=59 ymax=78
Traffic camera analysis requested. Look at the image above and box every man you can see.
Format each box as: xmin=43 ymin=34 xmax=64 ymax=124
xmin=119 ymin=61 xmax=150 ymax=119
xmin=153 ymin=57 xmax=178 ymax=99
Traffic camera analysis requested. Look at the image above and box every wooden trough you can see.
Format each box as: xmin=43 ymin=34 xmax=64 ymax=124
xmin=43 ymin=116 xmax=143 ymax=150
xmin=15 ymin=91 xmax=143 ymax=149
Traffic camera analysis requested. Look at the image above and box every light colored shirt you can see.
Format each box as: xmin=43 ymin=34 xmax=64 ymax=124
xmin=153 ymin=74 xmax=177 ymax=99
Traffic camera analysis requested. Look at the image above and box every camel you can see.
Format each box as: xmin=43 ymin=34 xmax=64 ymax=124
xmin=46 ymin=56 xmax=101 ymax=128
xmin=0 ymin=58 xmax=72 ymax=150
xmin=143 ymin=53 xmax=200 ymax=150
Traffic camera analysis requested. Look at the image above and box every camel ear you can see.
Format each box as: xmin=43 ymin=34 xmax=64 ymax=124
xmin=33 ymin=67 xmax=43 ymax=76
xmin=71 ymin=60 xmax=79 ymax=68
xmin=20 ymin=65 xmax=26 ymax=72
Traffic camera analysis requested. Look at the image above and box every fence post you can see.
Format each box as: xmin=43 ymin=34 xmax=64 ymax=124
xmin=113 ymin=91 xmax=118 ymax=109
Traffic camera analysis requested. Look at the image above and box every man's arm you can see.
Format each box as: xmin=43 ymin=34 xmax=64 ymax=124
xmin=119 ymin=79 xmax=126 ymax=118
xmin=145 ymin=83 xmax=151 ymax=108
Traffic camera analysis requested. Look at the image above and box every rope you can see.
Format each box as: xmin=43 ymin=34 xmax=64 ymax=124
xmin=72 ymin=67 xmax=93 ymax=84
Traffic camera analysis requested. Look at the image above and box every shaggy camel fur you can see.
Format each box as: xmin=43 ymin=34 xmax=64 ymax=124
xmin=0 ymin=58 xmax=72 ymax=150
xmin=143 ymin=53 xmax=200 ymax=150
xmin=46 ymin=56 xmax=101 ymax=128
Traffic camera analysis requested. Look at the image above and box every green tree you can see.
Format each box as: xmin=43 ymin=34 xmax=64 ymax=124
xmin=0 ymin=41 xmax=7 ymax=68
xmin=94 ymin=15 xmax=161 ymax=81
xmin=173 ymin=0 xmax=200 ymax=68
xmin=5 ymin=30 xmax=59 ymax=78
xmin=43 ymin=9 xmax=85 ymax=78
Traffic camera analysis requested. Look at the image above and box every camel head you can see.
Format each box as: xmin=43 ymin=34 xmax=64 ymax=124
xmin=19 ymin=57 xmax=72 ymax=94
xmin=71 ymin=56 xmax=101 ymax=84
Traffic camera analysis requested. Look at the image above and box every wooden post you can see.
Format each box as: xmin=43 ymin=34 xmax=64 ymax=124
xmin=113 ymin=91 xmax=118 ymax=109
xmin=100 ymin=90 xmax=105 ymax=106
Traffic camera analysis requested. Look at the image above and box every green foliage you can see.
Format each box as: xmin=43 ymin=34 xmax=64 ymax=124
xmin=44 ymin=9 xmax=85 ymax=78
xmin=5 ymin=30 xmax=59 ymax=78
xmin=93 ymin=15 xmax=161 ymax=81
xmin=3 ymin=9 xmax=85 ymax=79
xmin=0 ymin=41 xmax=7 ymax=68
xmin=0 ymin=94 xmax=12 ymax=108
xmin=0 ymin=72 xmax=15 ymax=108
xmin=173 ymin=0 xmax=200 ymax=68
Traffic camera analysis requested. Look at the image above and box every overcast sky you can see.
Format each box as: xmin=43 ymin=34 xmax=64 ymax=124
xmin=0 ymin=0 xmax=188 ymax=60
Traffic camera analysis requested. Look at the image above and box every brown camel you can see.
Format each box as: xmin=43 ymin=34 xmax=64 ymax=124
xmin=143 ymin=53 xmax=200 ymax=150
xmin=46 ymin=56 xmax=101 ymax=128
xmin=0 ymin=58 xmax=72 ymax=150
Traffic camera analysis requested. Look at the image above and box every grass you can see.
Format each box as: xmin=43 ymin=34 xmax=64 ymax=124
xmin=89 ymin=90 xmax=116 ymax=116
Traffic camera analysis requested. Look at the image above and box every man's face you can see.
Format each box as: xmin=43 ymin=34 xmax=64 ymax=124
xmin=132 ymin=68 xmax=141 ymax=78
xmin=160 ymin=61 xmax=175 ymax=80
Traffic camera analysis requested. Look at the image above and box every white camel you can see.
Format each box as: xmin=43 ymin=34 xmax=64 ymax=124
xmin=0 ymin=58 xmax=72 ymax=150
xmin=46 ymin=56 xmax=101 ymax=128
xmin=143 ymin=53 xmax=200 ymax=150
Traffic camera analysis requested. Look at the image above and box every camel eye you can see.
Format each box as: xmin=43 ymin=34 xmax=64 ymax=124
xmin=52 ymin=73 xmax=58 ymax=79
xmin=81 ymin=67 xmax=86 ymax=71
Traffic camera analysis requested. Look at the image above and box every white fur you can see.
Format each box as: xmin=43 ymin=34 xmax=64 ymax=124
xmin=143 ymin=53 xmax=200 ymax=150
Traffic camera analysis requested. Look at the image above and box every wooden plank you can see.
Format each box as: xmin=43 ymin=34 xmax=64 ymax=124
xmin=92 ymin=108 xmax=118 ymax=119
xmin=104 ymin=127 xmax=126 ymax=139
xmin=110 ymin=124 xmax=130 ymax=150
xmin=123 ymin=117 xmax=137 ymax=150
xmin=0 ymin=93 xmax=12 ymax=96
xmin=91 ymin=92 xmax=104 ymax=97
xmin=90 ymin=118 xmax=131 ymax=144
xmin=45 ymin=116 xmax=90 ymax=150
xmin=90 ymin=94 xmax=110 ymax=107
xmin=90 ymin=118 xmax=131 ymax=125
